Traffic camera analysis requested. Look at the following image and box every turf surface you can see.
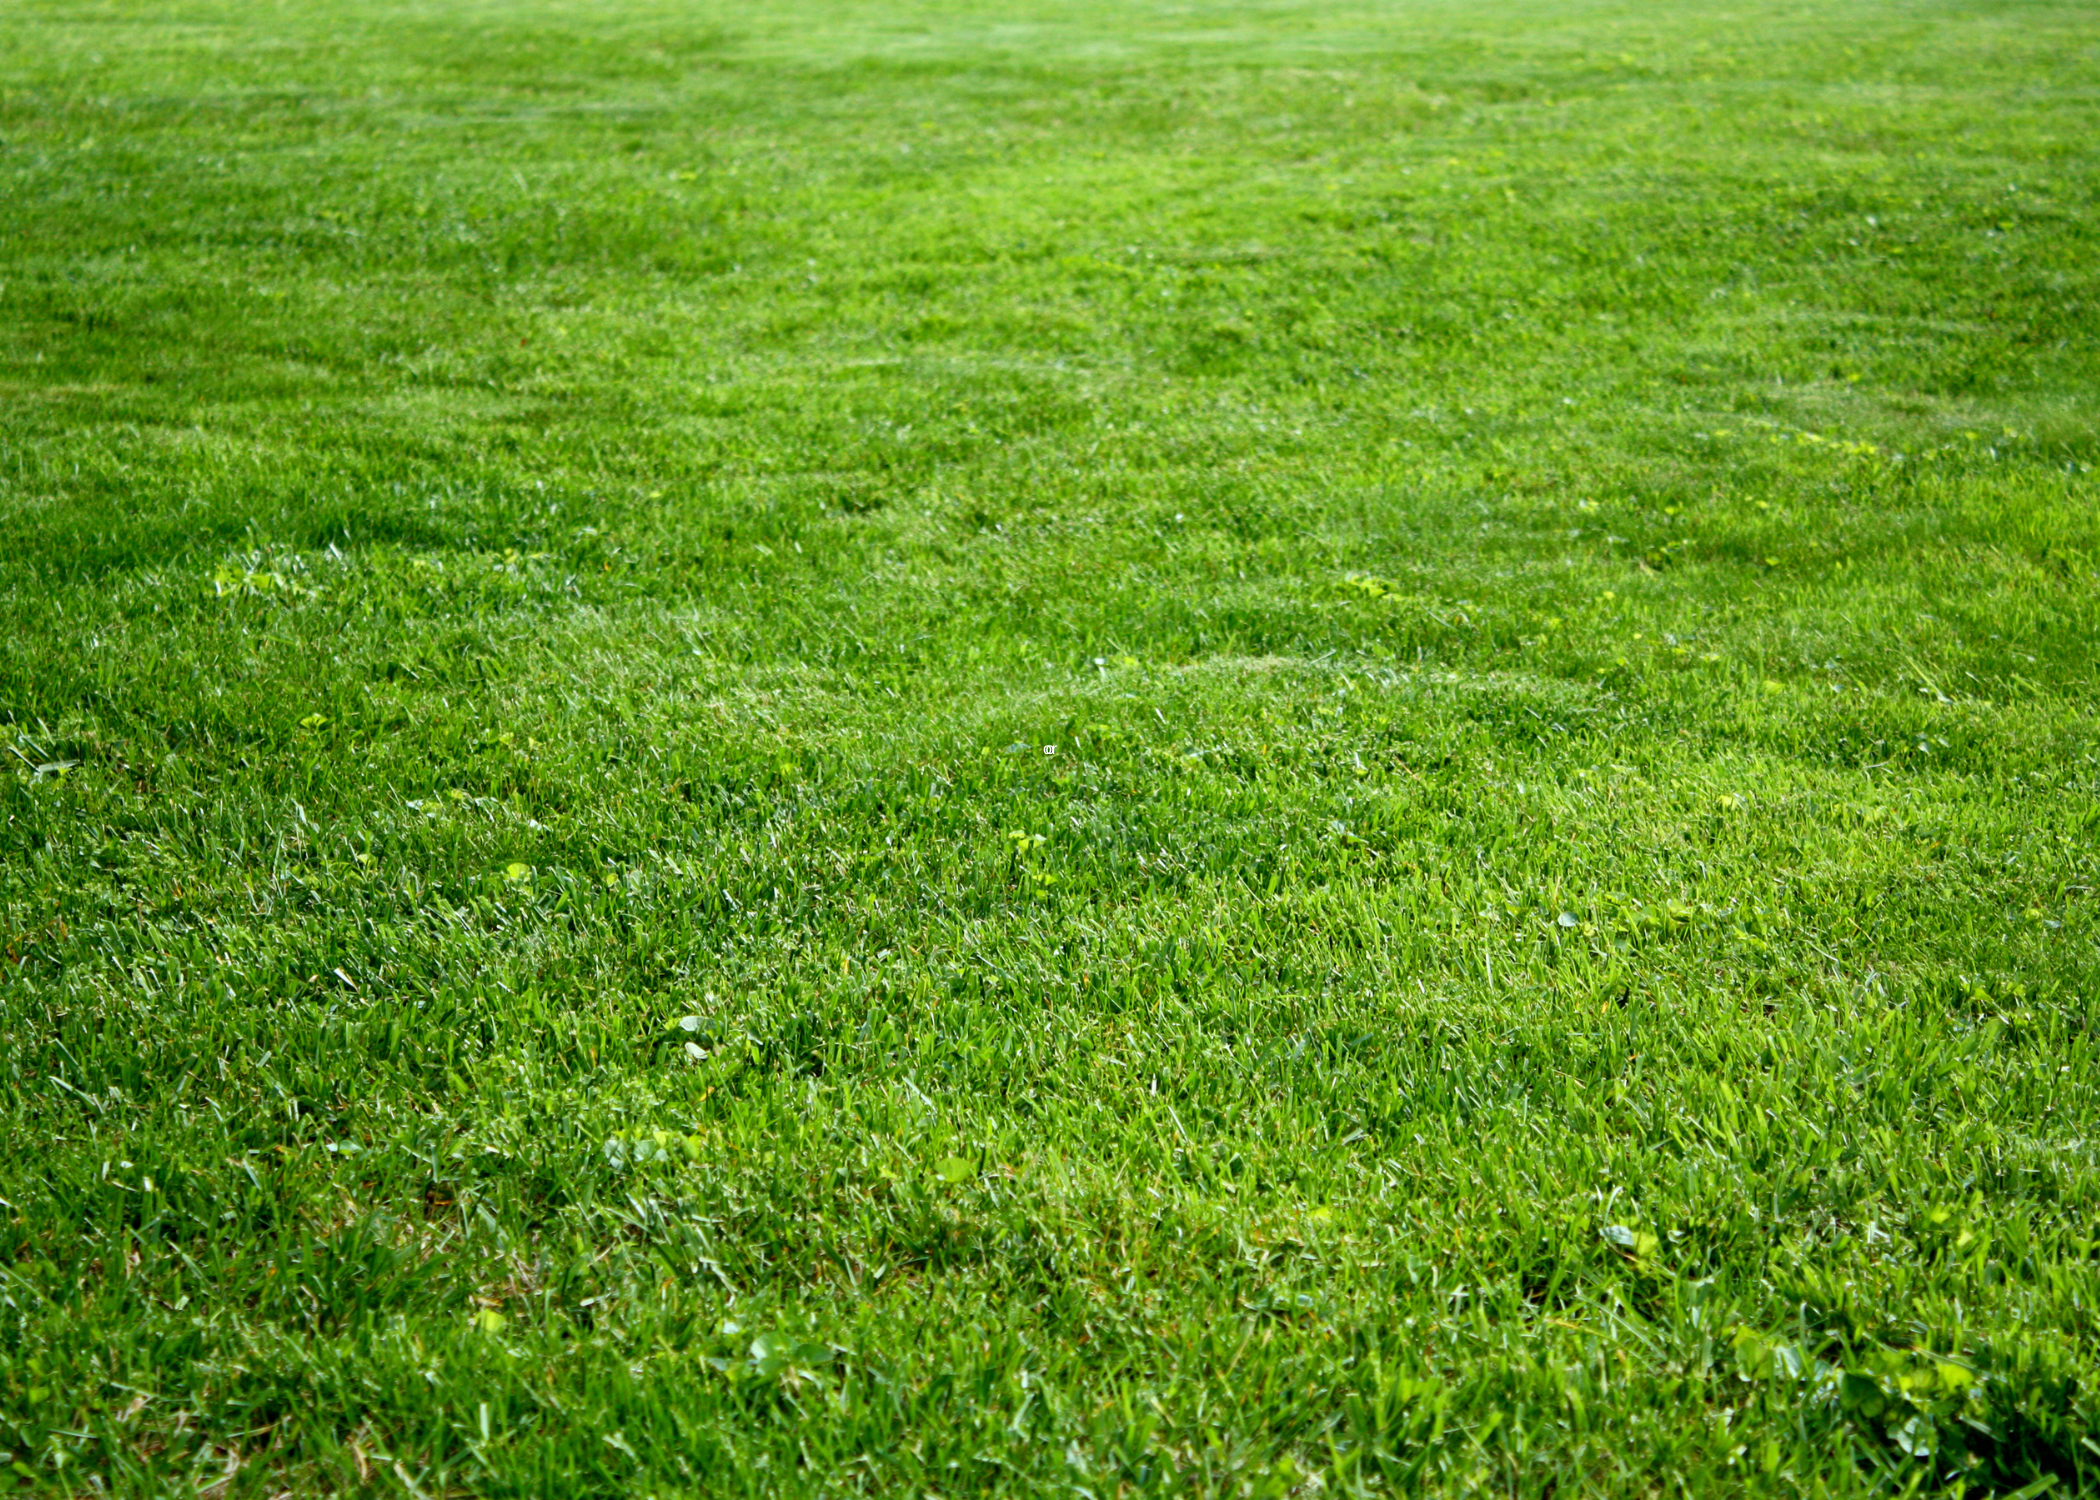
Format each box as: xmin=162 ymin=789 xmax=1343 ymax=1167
xmin=3 ymin=0 xmax=2100 ymax=1493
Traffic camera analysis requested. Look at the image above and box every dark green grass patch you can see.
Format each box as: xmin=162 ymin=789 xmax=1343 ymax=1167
xmin=3 ymin=0 xmax=2099 ymax=1493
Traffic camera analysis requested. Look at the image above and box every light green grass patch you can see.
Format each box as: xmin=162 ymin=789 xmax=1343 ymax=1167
xmin=2 ymin=0 xmax=2098 ymax=1493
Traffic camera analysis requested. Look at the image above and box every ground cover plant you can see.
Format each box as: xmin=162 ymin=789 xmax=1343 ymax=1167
xmin=2 ymin=0 xmax=2098 ymax=1492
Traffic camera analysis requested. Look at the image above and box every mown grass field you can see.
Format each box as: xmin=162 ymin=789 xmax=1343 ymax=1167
xmin=3 ymin=0 xmax=2099 ymax=1493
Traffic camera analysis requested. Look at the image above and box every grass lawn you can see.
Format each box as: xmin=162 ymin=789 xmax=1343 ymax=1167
xmin=4 ymin=0 xmax=2100 ymax=1491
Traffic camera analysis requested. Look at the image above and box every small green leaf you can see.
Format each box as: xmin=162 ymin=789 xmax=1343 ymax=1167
xmin=1840 ymin=1370 xmax=1888 ymax=1420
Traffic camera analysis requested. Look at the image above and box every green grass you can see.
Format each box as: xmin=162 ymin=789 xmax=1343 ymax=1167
xmin=3 ymin=0 xmax=2099 ymax=1492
